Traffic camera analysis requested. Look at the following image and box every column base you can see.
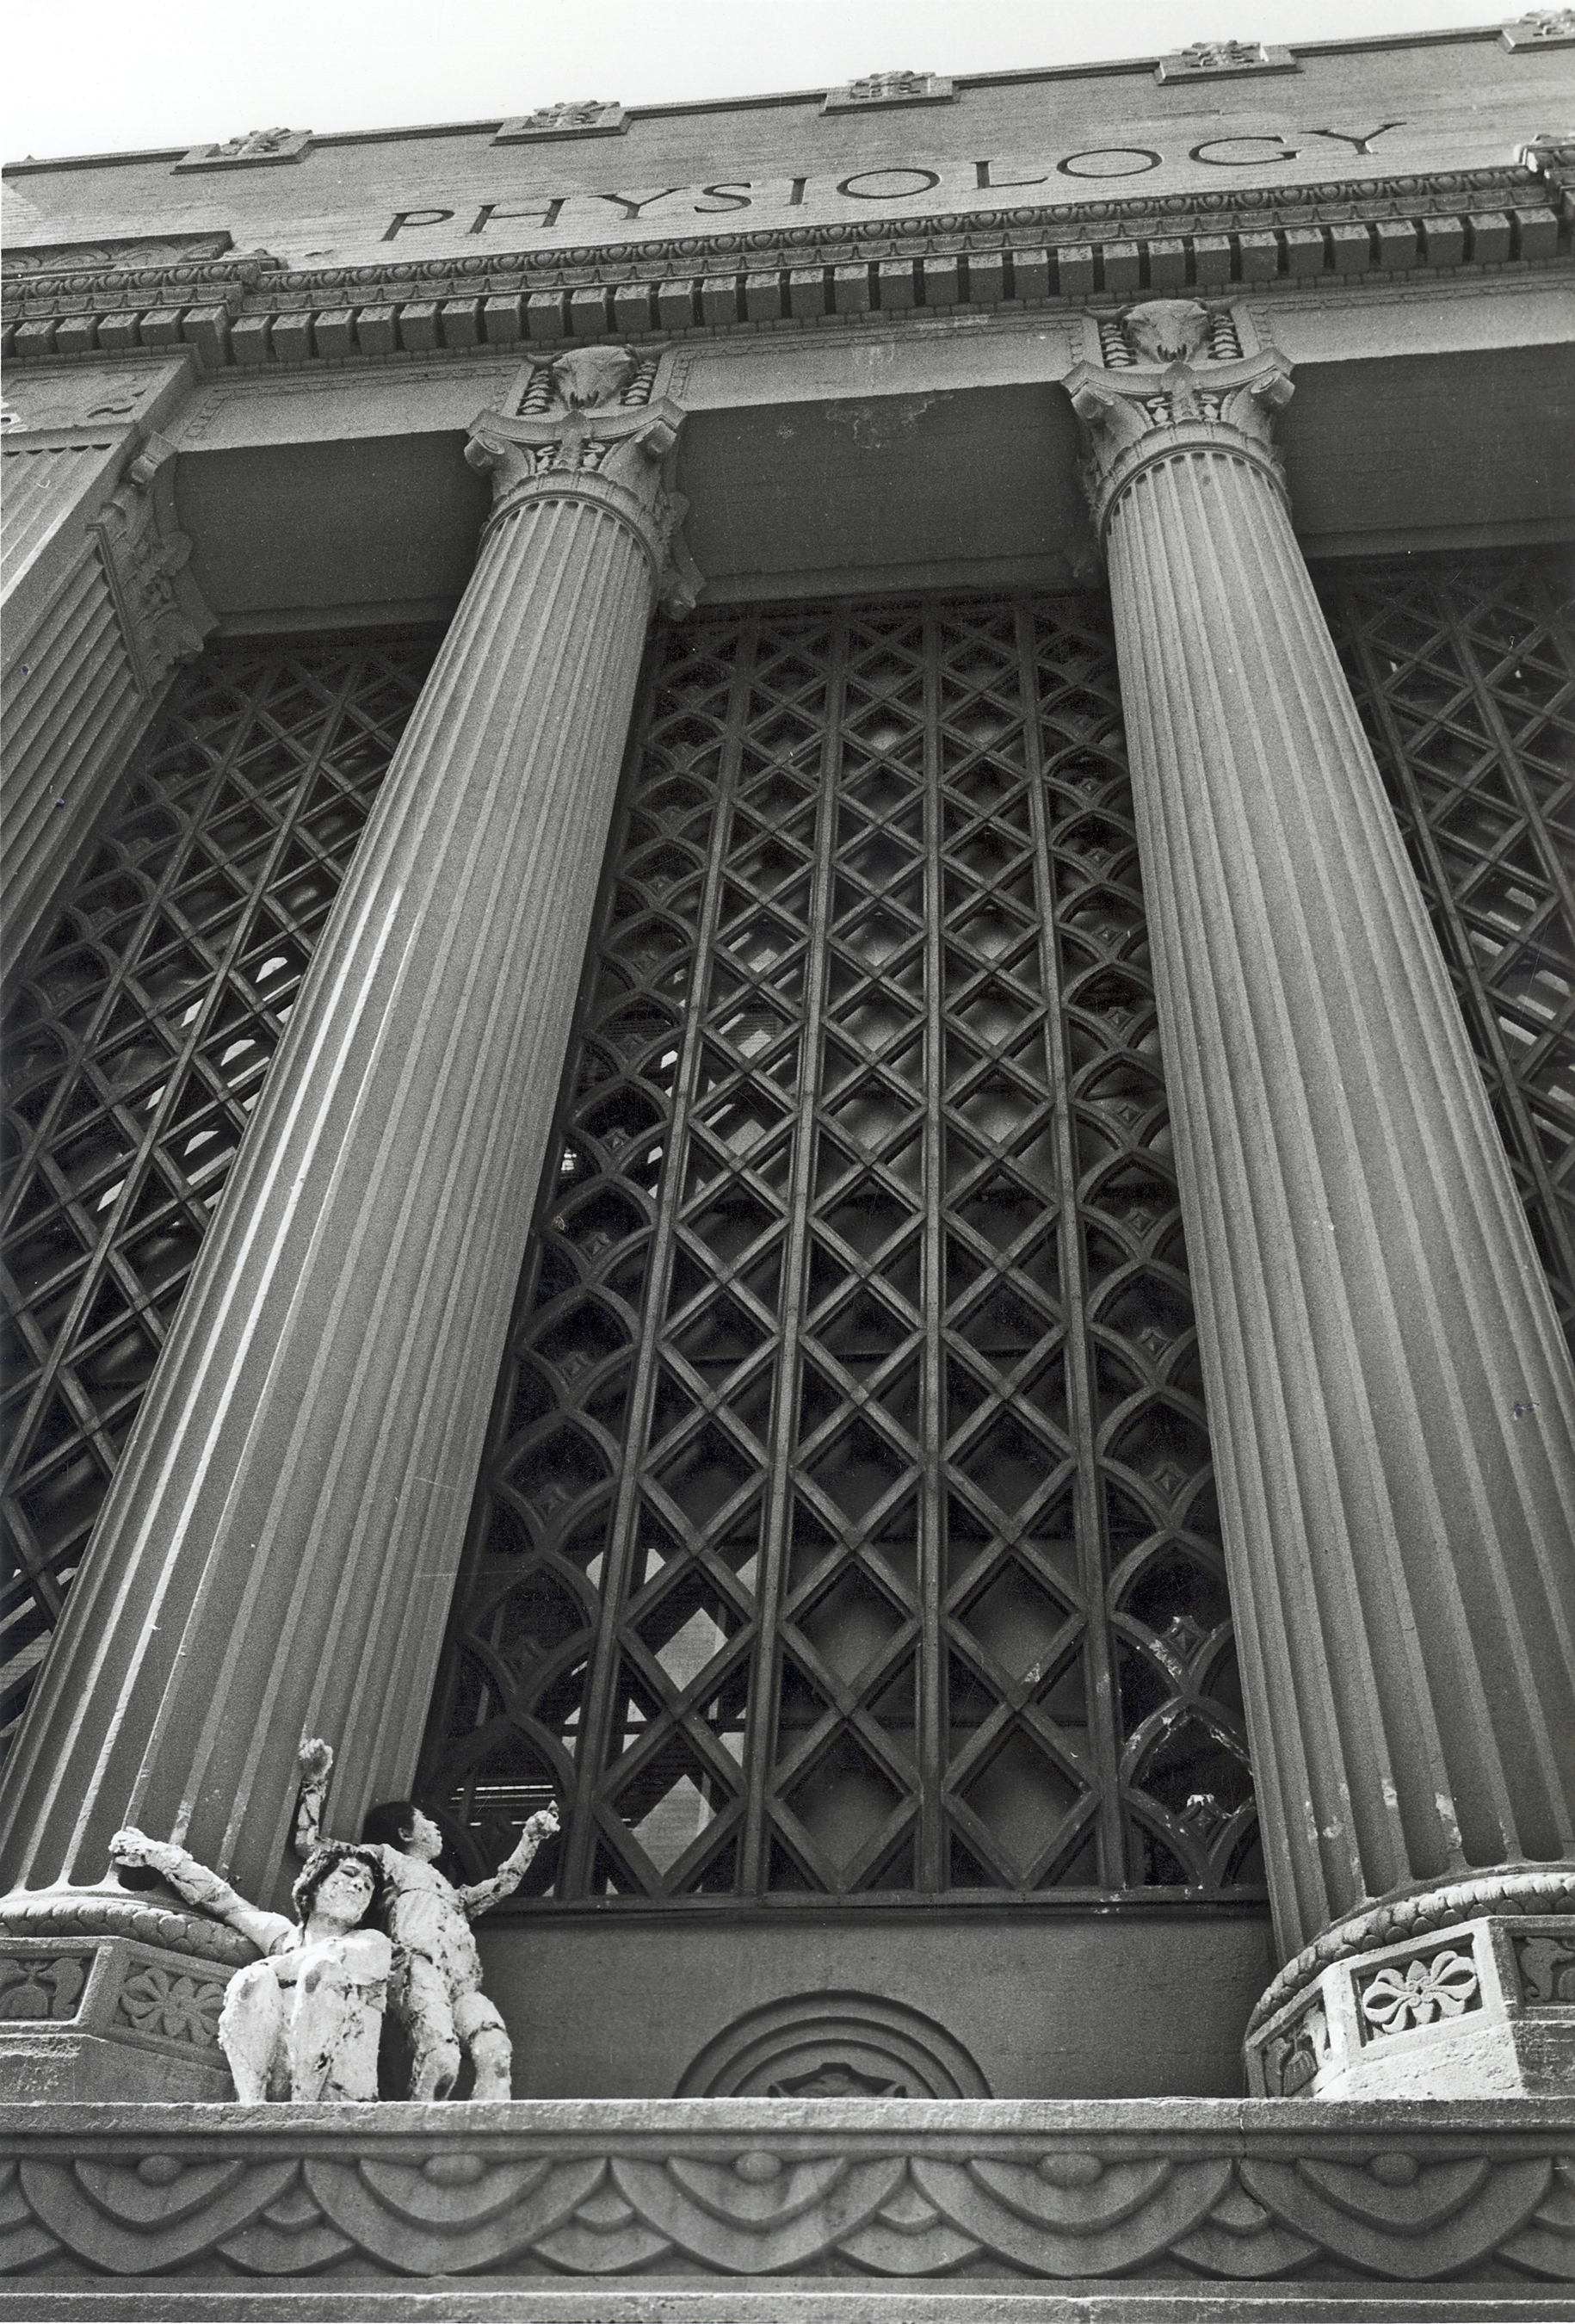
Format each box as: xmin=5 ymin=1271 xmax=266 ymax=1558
xmin=0 ymin=1894 xmax=247 ymax=2100
xmin=1246 ymin=1914 xmax=1575 ymax=2097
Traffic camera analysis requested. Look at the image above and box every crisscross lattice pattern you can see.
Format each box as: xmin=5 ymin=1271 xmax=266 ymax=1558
xmin=423 ymin=599 xmax=1259 ymax=1903
xmin=1321 ymin=553 xmax=1575 ymax=1357
xmin=0 ymin=638 xmax=437 ymax=1747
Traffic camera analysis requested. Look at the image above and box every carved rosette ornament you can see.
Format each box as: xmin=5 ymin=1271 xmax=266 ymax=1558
xmin=465 ymin=348 xmax=700 ymax=618
xmin=1067 ymin=300 xmax=1293 ymax=544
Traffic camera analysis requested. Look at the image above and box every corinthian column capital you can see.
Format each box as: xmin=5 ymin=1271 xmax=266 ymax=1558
xmin=465 ymin=345 xmax=701 ymax=616
xmin=1066 ymin=300 xmax=1294 ymax=540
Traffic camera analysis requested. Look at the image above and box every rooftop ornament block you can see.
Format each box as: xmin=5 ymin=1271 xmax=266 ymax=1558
xmin=1501 ymin=5 xmax=1575 ymax=44
xmin=1154 ymin=40 xmax=1296 ymax=80
xmin=822 ymin=71 xmax=955 ymax=112
xmin=173 ymin=128 xmax=312 ymax=170
xmin=494 ymin=101 xmax=628 ymax=142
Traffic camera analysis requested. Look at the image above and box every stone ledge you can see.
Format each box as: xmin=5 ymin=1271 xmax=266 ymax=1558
xmin=4 ymin=2278 xmax=1575 ymax=2321
xmin=2 ymin=2100 xmax=1572 ymax=2290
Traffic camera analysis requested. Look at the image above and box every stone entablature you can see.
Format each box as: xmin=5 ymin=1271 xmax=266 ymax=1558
xmin=1 ymin=2100 xmax=1571 ymax=2284
xmin=1 ymin=157 xmax=1565 ymax=376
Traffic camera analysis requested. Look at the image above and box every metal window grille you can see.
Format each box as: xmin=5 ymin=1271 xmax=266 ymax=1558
xmin=0 ymin=636 xmax=437 ymax=1748
xmin=1320 ymin=553 xmax=1575 ymax=1357
xmin=421 ymin=597 xmax=1261 ymax=1904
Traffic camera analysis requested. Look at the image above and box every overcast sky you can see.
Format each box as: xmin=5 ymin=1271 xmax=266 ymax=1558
xmin=3 ymin=0 xmax=1503 ymax=164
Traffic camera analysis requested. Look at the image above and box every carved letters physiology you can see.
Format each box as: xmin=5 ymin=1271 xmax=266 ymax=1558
xmin=3 ymin=2112 xmax=1572 ymax=2280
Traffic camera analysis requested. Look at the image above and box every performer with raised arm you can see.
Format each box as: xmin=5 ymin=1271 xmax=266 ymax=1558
xmin=108 ymin=1824 xmax=390 ymax=2103
xmin=294 ymin=1736 xmax=558 ymax=2101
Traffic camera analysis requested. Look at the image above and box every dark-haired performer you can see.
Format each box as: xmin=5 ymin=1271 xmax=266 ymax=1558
xmin=294 ymin=1738 xmax=558 ymax=2100
xmin=108 ymin=1826 xmax=390 ymax=2101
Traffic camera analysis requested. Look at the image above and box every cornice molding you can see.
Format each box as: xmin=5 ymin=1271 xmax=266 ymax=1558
xmin=2 ymin=160 xmax=1566 ymax=374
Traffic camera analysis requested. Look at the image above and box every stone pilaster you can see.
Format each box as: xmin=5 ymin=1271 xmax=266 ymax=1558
xmin=0 ymin=349 xmax=694 ymax=2096
xmin=2 ymin=360 xmax=213 ymax=986
xmin=1069 ymin=300 xmax=1575 ymax=2097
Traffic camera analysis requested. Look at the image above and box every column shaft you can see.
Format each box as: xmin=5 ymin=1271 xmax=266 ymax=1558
xmin=0 ymin=375 xmax=683 ymax=1918
xmin=3 ymin=367 xmax=212 ymax=986
xmin=1072 ymin=306 xmax=1575 ymax=2001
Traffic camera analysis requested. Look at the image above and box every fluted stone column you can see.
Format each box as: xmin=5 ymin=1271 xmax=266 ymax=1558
xmin=1070 ymin=302 xmax=1575 ymax=2098
xmin=0 ymin=347 xmax=693 ymax=2097
xmin=3 ymin=357 xmax=213 ymax=986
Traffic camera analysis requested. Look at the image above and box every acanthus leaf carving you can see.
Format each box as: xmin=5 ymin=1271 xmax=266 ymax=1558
xmin=91 ymin=433 xmax=216 ymax=696
xmin=466 ymin=355 xmax=700 ymax=616
xmin=1068 ymin=305 xmax=1293 ymax=540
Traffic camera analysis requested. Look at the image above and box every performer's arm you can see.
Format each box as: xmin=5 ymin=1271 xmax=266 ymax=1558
xmin=109 ymin=1828 xmax=292 ymax=1956
xmin=454 ymin=1805 xmax=559 ymax=1919
xmin=292 ymin=1735 xmax=334 ymax=1858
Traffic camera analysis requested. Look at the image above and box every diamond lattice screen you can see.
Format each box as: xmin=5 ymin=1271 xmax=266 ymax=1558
xmin=0 ymin=636 xmax=437 ymax=1749
xmin=1321 ymin=553 xmax=1575 ymax=1358
xmin=422 ymin=599 xmax=1260 ymax=1904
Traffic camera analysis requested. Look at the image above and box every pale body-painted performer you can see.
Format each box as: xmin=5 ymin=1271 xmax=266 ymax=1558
xmin=294 ymin=1738 xmax=559 ymax=2100
xmin=108 ymin=1829 xmax=390 ymax=2102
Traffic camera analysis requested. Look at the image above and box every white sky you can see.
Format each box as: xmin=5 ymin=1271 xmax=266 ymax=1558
xmin=3 ymin=0 xmax=1504 ymax=165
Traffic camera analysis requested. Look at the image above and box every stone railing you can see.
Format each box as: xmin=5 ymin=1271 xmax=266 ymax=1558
xmin=2 ymin=2099 xmax=1571 ymax=2288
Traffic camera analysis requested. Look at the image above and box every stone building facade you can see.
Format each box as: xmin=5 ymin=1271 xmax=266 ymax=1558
xmin=1 ymin=22 xmax=1573 ymax=2314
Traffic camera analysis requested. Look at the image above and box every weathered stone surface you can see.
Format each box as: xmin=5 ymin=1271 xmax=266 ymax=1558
xmin=0 ymin=363 xmax=690 ymax=2076
xmin=1 ymin=356 xmax=210 ymax=983
xmin=0 ymin=2099 xmax=1570 ymax=2290
xmin=1249 ymin=1914 xmax=1575 ymax=2099
xmin=1069 ymin=304 xmax=1575 ymax=2080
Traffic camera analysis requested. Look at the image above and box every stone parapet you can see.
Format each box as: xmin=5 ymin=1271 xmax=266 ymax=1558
xmin=0 ymin=2099 xmax=1571 ymax=2294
